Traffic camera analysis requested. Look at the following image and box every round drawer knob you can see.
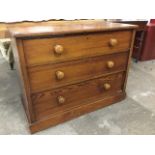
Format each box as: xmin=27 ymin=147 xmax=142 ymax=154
xmin=54 ymin=45 xmax=64 ymax=55
xmin=57 ymin=96 xmax=65 ymax=105
xmin=109 ymin=38 xmax=118 ymax=47
xmin=107 ymin=61 xmax=115 ymax=69
xmin=56 ymin=71 xmax=65 ymax=80
xmin=103 ymin=83 xmax=111 ymax=90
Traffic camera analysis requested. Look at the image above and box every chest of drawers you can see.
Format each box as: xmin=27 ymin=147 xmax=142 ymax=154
xmin=9 ymin=20 xmax=137 ymax=133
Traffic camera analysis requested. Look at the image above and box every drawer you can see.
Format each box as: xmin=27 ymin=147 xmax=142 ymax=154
xmin=32 ymin=72 xmax=125 ymax=120
xmin=28 ymin=52 xmax=128 ymax=93
xmin=23 ymin=30 xmax=132 ymax=66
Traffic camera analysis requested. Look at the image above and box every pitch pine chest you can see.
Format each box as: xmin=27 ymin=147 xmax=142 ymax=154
xmin=9 ymin=20 xmax=137 ymax=133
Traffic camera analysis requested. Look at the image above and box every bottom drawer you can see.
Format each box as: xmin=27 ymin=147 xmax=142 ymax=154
xmin=32 ymin=72 xmax=125 ymax=120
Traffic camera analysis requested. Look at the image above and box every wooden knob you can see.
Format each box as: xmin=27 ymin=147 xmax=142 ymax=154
xmin=107 ymin=61 xmax=115 ymax=69
xmin=57 ymin=96 xmax=65 ymax=105
xmin=56 ymin=71 xmax=65 ymax=80
xmin=103 ymin=83 xmax=111 ymax=90
xmin=54 ymin=45 xmax=64 ymax=55
xmin=109 ymin=38 xmax=118 ymax=47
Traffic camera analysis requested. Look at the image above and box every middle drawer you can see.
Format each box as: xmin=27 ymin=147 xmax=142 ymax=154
xmin=28 ymin=52 xmax=128 ymax=93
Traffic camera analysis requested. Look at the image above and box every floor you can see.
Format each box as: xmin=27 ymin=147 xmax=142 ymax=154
xmin=0 ymin=54 xmax=155 ymax=135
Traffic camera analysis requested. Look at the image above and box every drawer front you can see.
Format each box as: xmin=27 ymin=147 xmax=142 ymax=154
xmin=32 ymin=72 xmax=125 ymax=120
xmin=28 ymin=52 xmax=128 ymax=93
xmin=23 ymin=31 xmax=132 ymax=66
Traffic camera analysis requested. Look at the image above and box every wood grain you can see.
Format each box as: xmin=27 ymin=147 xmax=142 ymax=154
xmin=10 ymin=20 xmax=137 ymax=133
xmin=123 ymin=30 xmax=136 ymax=91
xmin=28 ymin=52 xmax=128 ymax=93
xmin=23 ymin=30 xmax=132 ymax=66
xmin=32 ymin=72 xmax=125 ymax=120
xmin=8 ymin=20 xmax=137 ymax=38
xmin=30 ymin=92 xmax=126 ymax=133
xmin=11 ymin=39 xmax=36 ymax=122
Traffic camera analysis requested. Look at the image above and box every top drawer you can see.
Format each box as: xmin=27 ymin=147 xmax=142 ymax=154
xmin=23 ymin=30 xmax=132 ymax=66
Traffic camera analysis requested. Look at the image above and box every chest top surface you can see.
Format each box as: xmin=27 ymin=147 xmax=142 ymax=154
xmin=8 ymin=20 xmax=137 ymax=38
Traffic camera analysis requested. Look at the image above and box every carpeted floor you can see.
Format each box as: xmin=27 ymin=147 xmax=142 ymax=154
xmin=0 ymin=53 xmax=155 ymax=135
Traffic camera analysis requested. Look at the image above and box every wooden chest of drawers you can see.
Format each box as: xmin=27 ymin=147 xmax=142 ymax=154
xmin=9 ymin=20 xmax=137 ymax=133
